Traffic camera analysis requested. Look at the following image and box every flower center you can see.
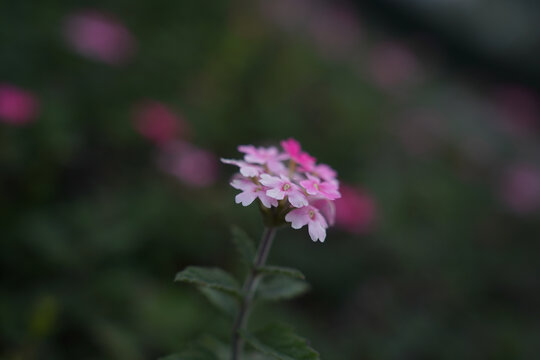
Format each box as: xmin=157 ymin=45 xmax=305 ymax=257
xmin=309 ymin=210 xmax=315 ymax=219
xmin=282 ymin=183 xmax=291 ymax=191
xmin=314 ymin=183 xmax=319 ymax=191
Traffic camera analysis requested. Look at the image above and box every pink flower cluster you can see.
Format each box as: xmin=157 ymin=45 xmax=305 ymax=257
xmin=131 ymin=99 xmax=219 ymax=188
xmin=0 ymin=84 xmax=39 ymax=125
xmin=222 ymin=139 xmax=341 ymax=242
xmin=63 ymin=10 xmax=136 ymax=65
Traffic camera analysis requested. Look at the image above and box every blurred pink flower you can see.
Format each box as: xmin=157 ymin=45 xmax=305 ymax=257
xmin=368 ymin=42 xmax=420 ymax=91
xmin=64 ymin=10 xmax=136 ymax=65
xmin=133 ymin=101 xmax=189 ymax=144
xmin=0 ymin=84 xmax=39 ymax=125
xmin=158 ymin=141 xmax=219 ymax=187
xmin=335 ymin=185 xmax=376 ymax=234
xmin=493 ymin=85 xmax=539 ymax=136
xmin=500 ymin=164 xmax=540 ymax=214
xmin=281 ymin=138 xmax=317 ymax=172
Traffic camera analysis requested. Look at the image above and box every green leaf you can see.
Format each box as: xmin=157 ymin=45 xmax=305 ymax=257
xmin=241 ymin=323 xmax=320 ymax=360
xmin=256 ymin=276 xmax=309 ymax=301
xmin=175 ymin=266 xmax=241 ymax=297
xmin=257 ymin=266 xmax=305 ymax=280
xmin=197 ymin=336 xmax=231 ymax=360
xmin=159 ymin=348 xmax=218 ymax=360
xmin=231 ymin=226 xmax=256 ymax=266
xmin=197 ymin=286 xmax=238 ymax=317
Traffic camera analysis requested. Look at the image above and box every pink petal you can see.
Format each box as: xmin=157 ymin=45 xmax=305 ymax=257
xmin=281 ymin=138 xmax=301 ymax=157
xmin=266 ymin=187 xmax=285 ymax=200
xmin=230 ymin=178 xmax=255 ymax=191
xmin=258 ymin=192 xmax=279 ymax=208
xmin=259 ymin=174 xmax=282 ymax=187
xmin=308 ymin=220 xmax=327 ymax=242
xmin=236 ymin=191 xmax=258 ymax=206
xmin=300 ymin=179 xmax=318 ymax=195
xmin=287 ymin=191 xmax=308 ymax=208
xmin=285 ymin=207 xmax=310 ymax=229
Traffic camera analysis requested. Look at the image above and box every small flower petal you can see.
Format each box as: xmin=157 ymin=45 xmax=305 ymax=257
xmin=308 ymin=220 xmax=327 ymax=242
xmin=287 ymin=191 xmax=309 ymax=208
xmin=285 ymin=207 xmax=310 ymax=229
xmin=266 ymin=187 xmax=285 ymax=200
xmin=236 ymin=191 xmax=258 ymax=206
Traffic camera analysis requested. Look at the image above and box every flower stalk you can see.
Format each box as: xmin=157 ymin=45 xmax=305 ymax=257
xmin=231 ymin=226 xmax=277 ymax=360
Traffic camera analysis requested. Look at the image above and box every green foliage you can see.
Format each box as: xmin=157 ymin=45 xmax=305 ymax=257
xmin=175 ymin=266 xmax=241 ymax=297
xmin=159 ymin=348 xmax=219 ymax=360
xmin=256 ymin=276 xmax=309 ymax=301
xmin=197 ymin=287 xmax=238 ymax=317
xmin=242 ymin=323 xmax=319 ymax=360
xmin=4 ymin=0 xmax=539 ymax=359
xmin=231 ymin=226 xmax=256 ymax=267
xmin=257 ymin=266 xmax=305 ymax=280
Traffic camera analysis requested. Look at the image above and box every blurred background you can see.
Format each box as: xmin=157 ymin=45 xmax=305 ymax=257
xmin=1 ymin=0 xmax=540 ymax=359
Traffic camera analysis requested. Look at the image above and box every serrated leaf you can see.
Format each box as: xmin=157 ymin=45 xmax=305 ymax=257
xmin=159 ymin=348 xmax=218 ymax=360
xmin=231 ymin=226 xmax=256 ymax=266
xmin=175 ymin=266 xmax=241 ymax=297
xmin=197 ymin=286 xmax=238 ymax=317
xmin=256 ymin=276 xmax=309 ymax=301
xmin=257 ymin=266 xmax=305 ymax=280
xmin=241 ymin=323 xmax=319 ymax=360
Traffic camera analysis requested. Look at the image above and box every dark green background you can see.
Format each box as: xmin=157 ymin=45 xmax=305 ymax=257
xmin=1 ymin=0 xmax=539 ymax=359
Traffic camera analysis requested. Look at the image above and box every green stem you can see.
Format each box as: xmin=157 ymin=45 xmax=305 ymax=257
xmin=231 ymin=227 xmax=277 ymax=360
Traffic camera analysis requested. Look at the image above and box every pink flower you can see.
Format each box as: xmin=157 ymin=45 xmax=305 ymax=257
xmin=335 ymin=185 xmax=376 ymax=234
xmin=300 ymin=174 xmax=341 ymax=200
xmin=296 ymin=153 xmax=317 ymax=172
xmin=0 ymin=84 xmax=39 ymax=125
xmin=133 ymin=101 xmax=188 ymax=144
xmin=158 ymin=141 xmax=218 ymax=187
xmin=310 ymin=198 xmax=336 ymax=226
xmin=259 ymin=174 xmax=308 ymax=208
xmin=238 ymin=145 xmax=287 ymax=173
xmin=220 ymin=159 xmax=264 ymax=177
xmin=281 ymin=138 xmax=316 ymax=171
xmin=281 ymin=138 xmax=302 ymax=159
xmin=222 ymin=139 xmax=341 ymax=242
xmin=313 ymin=163 xmax=337 ymax=181
xmin=285 ymin=205 xmax=328 ymax=242
xmin=64 ymin=10 xmax=136 ymax=65
xmin=499 ymin=164 xmax=540 ymax=214
xmin=231 ymin=177 xmax=278 ymax=208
